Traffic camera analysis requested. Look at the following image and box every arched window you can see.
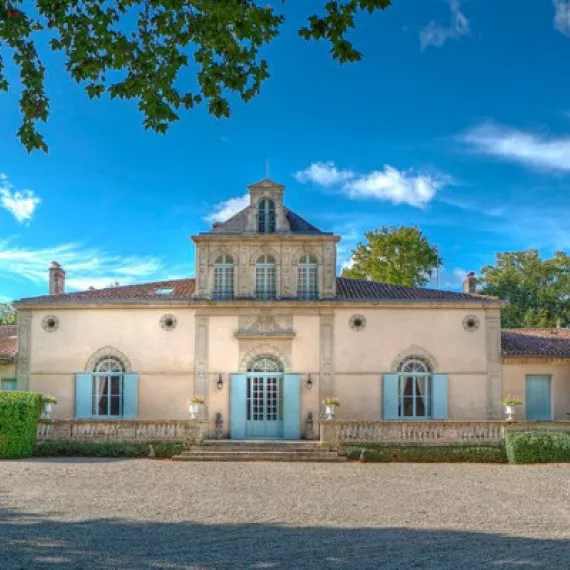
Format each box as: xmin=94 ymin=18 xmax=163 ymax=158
xmin=92 ymin=357 xmax=125 ymax=417
xmin=397 ymin=357 xmax=432 ymax=419
xmin=213 ymin=254 xmax=234 ymax=299
xmin=297 ymin=254 xmax=319 ymax=300
xmin=257 ymin=198 xmax=276 ymax=233
xmin=255 ymin=254 xmax=277 ymax=299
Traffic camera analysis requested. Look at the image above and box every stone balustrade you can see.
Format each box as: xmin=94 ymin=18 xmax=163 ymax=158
xmin=37 ymin=419 xmax=209 ymax=446
xmin=320 ymin=420 xmax=510 ymax=449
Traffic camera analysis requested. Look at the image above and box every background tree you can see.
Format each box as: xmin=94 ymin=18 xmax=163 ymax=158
xmin=0 ymin=302 xmax=17 ymax=325
xmin=0 ymin=0 xmax=392 ymax=152
xmin=342 ymin=225 xmax=442 ymax=287
xmin=479 ymin=250 xmax=570 ymax=328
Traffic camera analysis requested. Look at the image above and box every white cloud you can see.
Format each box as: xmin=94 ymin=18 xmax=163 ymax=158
xmin=554 ymin=0 xmax=570 ymax=36
xmin=295 ymin=162 xmax=449 ymax=208
xmin=461 ymin=122 xmax=570 ymax=172
xmin=420 ymin=0 xmax=470 ymax=50
xmin=0 ymin=240 xmax=164 ymax=292
xmin=0 ymin=173 xmax=41 ymax=224
xmin=345 ymin=166 xmax=446 ymax=208
xmin=294 ymin=161 xmax=355 ymax=187
xmin=205 ymin=194 xmax=249 ymax=224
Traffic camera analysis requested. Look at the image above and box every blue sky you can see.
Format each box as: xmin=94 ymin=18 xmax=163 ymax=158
xmin=2 ymin=0 xmax=570 ymax=301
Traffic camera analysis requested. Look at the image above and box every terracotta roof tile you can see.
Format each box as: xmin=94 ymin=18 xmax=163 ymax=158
xmin=19 ymin=278 xmax=196 ymax=303
xmin=18 ymin=276 xmax=501 ymax=305
xmin=501 ymin=328 xmax=570 ymax=358
xmin=335 ymin=277 xmax=494 ymax=303
xmin=0 ymin=325 xmax=17 ymax=361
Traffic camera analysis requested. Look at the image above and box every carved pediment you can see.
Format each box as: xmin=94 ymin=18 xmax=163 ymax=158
xmin=235 ymin=311 xmax=295 ymax=338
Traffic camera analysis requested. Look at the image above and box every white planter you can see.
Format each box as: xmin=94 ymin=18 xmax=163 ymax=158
xmin=325 ymin=405 xmax=337 ymax=420
xmin=43 ymin=403 xmax=53 ymax=419
xmin=189 ymin=402 xmax=202 ymax=420
xmin=504 ymin=405 xmax=516 ymax=421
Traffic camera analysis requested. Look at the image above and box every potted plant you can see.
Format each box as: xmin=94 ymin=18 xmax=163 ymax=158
xmin=188 ymin=396 xmax=205 ymax=420
xmin=41 ymin=395 xmax=58 ymax=419
xmin=323 ymin=397 xmax=340 ymax=420
xmin=501 ymin=395 xmax=522 ymax=421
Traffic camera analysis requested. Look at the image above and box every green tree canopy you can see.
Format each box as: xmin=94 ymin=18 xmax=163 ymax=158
xmin=479 ymin=250 xmax=570 ymax=328
xmin=0 ymin=0 xmax=392 ymax=152
xmin=0 ymin=302 xmax=17 ymax=325
xmin=342 ymin=225 xmax=442 ymax=287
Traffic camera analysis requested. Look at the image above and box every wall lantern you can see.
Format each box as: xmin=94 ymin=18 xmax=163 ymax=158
xmin=217 ymin=373 xmax=223 ymax=390
xmin=306 ymin=374 xmax=313 ymax=390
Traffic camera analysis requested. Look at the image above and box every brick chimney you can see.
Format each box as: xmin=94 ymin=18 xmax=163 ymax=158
xmin=463 ymin=271 xmax=477 ymax=295
xmin=49 ymin=261 xmax=65 ymax=295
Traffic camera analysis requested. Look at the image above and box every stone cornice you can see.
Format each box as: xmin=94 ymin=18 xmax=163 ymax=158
xmin=502 ymin=355 xmax=570 ymax=364
xmin=15 ymin=299 xmax=502 ymax=310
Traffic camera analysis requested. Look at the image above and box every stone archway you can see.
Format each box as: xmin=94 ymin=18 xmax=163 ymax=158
xmin=390 ymin=345 xmax=438 ymax=373
xmin=84 ymin=346 xmax=133 ymax=373
xmin=239 ymin=343 xmax=288 ymax=373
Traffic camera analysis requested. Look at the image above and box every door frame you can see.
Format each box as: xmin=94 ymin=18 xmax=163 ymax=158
xmin=525 ymin=374 xmax=553 ymax=421
xmin=245 ymin=371 xmax=284 ymax=439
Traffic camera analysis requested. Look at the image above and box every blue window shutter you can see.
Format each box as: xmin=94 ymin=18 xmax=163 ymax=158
xmin=75 ymin=373 xmax=92 ymax=418
xmin=432 ymin=374 xmax=449 ymax=419
xmin=383 ymin=374 xmax=399 ymax=419
xmin=123 ymin=374 xmax=139 ymax=419
xmin=230 ymin=374 xmax=247 ymax=439
xmin=283 ymin=374 xmax=301 ymax=440
xmin=1 ymin=379 xmax=17 ymax=391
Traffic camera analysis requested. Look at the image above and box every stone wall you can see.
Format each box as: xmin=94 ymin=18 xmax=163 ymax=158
xmin=320 ymin=420 xmax=510 ymax=448
xmin=37 ymin=419 xmax=209 ymax=446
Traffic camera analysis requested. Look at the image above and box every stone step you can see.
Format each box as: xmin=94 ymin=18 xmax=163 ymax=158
xmin=178 ymin=449 xmax=339 ymax=457
xmin=172 ymin=452 xmax=346 ymax=462
xmin=200 ymin=440 xmax=323 ymax=448
xmin=190 ymin=444 xmax=324 ymax=453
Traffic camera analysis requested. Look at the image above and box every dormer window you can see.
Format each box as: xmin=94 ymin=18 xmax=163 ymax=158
xmin=213 ymin=254 xmax=235 ymax=299
xmin=257 ymin=198 xmax=276 ymax=233
xmin=255 ymin=254 xmax=277 ymax=299
xmin=297 ymin=255 xmax=319 ymax=300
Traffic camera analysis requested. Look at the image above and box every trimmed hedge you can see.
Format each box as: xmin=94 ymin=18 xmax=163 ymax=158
xmin=0 ymin=391 xmax=43 ymax=459
xmin=506 ymin=430 xmax=570 ymax=464
xmin=340 ymin=444 xmax=508 ymax=463
xmin=34 ymin=441 xmax=185 ymax=459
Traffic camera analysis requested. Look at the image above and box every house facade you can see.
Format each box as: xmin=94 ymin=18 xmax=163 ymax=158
xmin=0 ymin=325 xmax=17 ymax=391
xmin=11 ymin=179 xmax=570 ymax=438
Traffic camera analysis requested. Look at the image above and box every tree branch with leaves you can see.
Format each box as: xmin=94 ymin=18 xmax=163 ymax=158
xmin=0 ymin=0 xmax=392 ymax=152
xmin=342 ymin=225 xmax=442 ymax=287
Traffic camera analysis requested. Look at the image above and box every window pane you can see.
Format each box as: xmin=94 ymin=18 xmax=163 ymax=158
xmin=109 ymin=395 xmax=121 ymax=416
xmin=402 ymin=397 xmax=414 ymax=417
xmin=110 ymin=376 xmax=121 ymax=396
xmin=98 ymin=376 xmax=109 ymax=415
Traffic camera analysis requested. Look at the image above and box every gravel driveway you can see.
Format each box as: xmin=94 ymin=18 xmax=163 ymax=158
xmin=1 ymin=459 xmax=570 ymax=569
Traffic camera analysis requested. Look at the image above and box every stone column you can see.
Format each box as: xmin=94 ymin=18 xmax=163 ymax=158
xmin=486 ymin=310 xmax=502 ymax=419
xmin=194 ymin=315 xmax=209 ymax=406
xmin=319 ymin=312 xmax=335 ymax=401
xmin=17 ymin=310 xmax=32 ymax=391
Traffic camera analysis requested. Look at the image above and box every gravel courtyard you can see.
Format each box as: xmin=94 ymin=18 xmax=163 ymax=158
xmin=1 ymin=459 xmax=570 ymax=569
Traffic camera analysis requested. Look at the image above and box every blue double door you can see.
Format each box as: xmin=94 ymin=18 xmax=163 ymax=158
xmin=525 ymin=375 xmax=552 ymax=421
xmin=230 ymin=373 xmax=301 ymax=439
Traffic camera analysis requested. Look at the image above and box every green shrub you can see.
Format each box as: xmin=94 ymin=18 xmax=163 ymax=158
xmin=506 ymin=430 xmax=570 ymax=464
xmin=339 ymin=444 xmax=508 ymax=463
xmin=34 ymin=441 xmax=185 ymax=459
xmin=0 ymin=391 xmax=43 ymax=459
